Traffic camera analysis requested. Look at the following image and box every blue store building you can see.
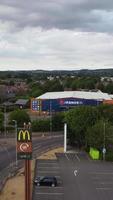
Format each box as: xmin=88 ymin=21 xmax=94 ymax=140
xmin=31 ymin=91 xmax=112 ymax=113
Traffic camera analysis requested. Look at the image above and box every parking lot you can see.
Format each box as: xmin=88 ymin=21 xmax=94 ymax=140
xmin=33 ymin=153 xmax=113 ymax=200
xmin=33 ymin=159 xmax=64 ymax=200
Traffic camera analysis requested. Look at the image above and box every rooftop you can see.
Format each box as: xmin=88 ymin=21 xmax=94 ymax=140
xmin=37 ymin=91 xmax=112 ymax=100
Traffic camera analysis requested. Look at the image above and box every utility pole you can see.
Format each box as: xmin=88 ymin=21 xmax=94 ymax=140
xmin=4 ymin=106 xmax=7 ymax=137
xmin=64 ymin=123 xmax=67 ymax=153
xmin=12 ymin=120 xmax=18 ymax=166
xmin=103 ymin=122 xmax=106 ymax=161
xmin=50 ymin=100 xmax=52 ymax=134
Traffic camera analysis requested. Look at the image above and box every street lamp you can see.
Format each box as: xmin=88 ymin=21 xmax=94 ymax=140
xmin=50 ymin=100 xmax=52 ymax=134
xmin=12 ymin=120 xmax=18 ymax=166
xmin=4 ymin=106 xmax=7 ymax=137
xmin=103 ymin=122 xmax=106 ymax=161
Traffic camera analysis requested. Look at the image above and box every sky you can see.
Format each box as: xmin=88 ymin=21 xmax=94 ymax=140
xmin=0 ymin=0 xmax=113 ymax=71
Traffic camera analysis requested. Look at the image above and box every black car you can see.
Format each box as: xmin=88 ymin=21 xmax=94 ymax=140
xmin=34 ymin=176 xmax=57 ymax=187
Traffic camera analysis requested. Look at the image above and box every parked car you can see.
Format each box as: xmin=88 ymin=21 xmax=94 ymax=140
xmin=34 ymin=176 xmax=57 ymax=187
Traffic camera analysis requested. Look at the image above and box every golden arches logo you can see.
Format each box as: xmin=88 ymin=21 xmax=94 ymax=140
xmin=18 ymin=130 xmax=31 ymax=141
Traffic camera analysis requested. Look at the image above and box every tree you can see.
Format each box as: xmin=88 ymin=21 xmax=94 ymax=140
xmin=104 ymin=83 xmax=113 ymax=94
xmin=52 ymin=113 xmax=65 ymax=131
xmin=97 ymin=104 xmax=113 ymax=124
xmin=0 ymin=112 xmax=4 ymax=130
xmin=65 ymin=106 xmax=99 ymax=146
xmin=86 ymin=120 xmax=113 ymax=160
xmin=9 ymin=109 xmax=30 ymax=127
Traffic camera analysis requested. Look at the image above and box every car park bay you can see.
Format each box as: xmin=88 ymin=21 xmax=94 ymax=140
xmin=33 ymin=153 xmax=113 ymax=200
xmin=33 ymin=159 xmax=64 ymax=200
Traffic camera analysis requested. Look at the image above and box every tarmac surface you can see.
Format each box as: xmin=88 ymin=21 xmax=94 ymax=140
xmin=33 ymin=152 xmax=113 ymax=200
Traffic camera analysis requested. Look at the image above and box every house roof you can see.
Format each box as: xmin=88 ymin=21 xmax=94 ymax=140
xmin=15 ymin=99 xmax=29 ymax=105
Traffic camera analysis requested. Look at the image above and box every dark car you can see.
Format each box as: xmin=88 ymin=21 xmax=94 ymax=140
xmin=34 ymin=176 xmax=57 ymax=187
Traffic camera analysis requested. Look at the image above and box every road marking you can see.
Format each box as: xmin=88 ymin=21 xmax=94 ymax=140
xmin=98 ymin=182 xmax=113 ymax=185
xmin=76 ymin=154 xmax=80 ymax=162
xmin=37 ymin=170 xmax=60 ymax=173
xmin=38 ymin=162 xmax=58 ymax=165
xmin=36 ymin=192 xmax=64 ymax=195
xmin=74 ymin=169 xmax=78 ymax=176
xmin=37 ymin=186 xmax=63 ymax=189
xmin=96 ymin=188 xmax=112 ymax=190
xmin=65 ymin=153 xmax=69 ymax=160
xmin=89 ymin=172 xmax=113 ymax=175
xmin=38 ymin=166 xmax=59 ymax=169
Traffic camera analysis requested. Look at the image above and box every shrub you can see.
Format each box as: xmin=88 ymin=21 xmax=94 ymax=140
xmin=32 ymin=119 xmax=50 ymax=132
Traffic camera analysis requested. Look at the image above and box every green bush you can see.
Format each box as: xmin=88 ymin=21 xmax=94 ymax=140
xmin=32 ymin=119 xmax=50 ymax=132
xmin=105 ymin=150 xmax=113 ymax=161
xmin=9 ymin=109 xmax=31 ymax=127
xmin=0 ymin=112 xmax=4 ymax=130
xmin=52 ymin=113 xmax=65 ymax=131
xmin=32 ymin=113 xmax=65 ymax=132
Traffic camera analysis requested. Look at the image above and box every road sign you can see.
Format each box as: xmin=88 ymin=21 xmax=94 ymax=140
xmin=17 ymin=129 xmax=32 ymax=160
xmin=102 ymin=147 xmax=106 ymax=154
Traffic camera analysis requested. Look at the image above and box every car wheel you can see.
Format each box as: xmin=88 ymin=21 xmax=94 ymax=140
xmin=51 ymin=183 xmax=55 ymax=187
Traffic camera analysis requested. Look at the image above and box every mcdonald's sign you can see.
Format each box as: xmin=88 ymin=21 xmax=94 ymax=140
xmin=17 ymin=129 xmax=32 ymax=142
xmin=17 ymin=129 xmax=32 ymax=160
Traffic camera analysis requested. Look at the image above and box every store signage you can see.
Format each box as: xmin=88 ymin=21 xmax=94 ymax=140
xmin=31 ymin=98 xmax=41 ymax=112
xmin=60 ymin=99 xmax=83 ymax=106
xmin=17 ymin=129 xmax=32 ymax=160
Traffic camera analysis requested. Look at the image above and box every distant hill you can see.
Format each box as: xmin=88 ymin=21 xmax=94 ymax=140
xmin=0 ymin=68 xmax=113 ymax=78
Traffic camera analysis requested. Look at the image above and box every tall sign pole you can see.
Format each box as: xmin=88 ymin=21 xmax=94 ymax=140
xmin=17 ymin=122 xmax=32 ymax=200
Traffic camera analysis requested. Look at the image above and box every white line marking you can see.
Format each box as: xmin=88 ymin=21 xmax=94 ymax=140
xmin=38 ymin=170 xmax=60 ymax=173
xmin=89 ymin=172 xmax=113 ymax=175
xmin=36 ymin=192 xmax=64 ymax=195
xmin=65 ymin=153 xmax=69 ymax=160
xmin=37 ymin=186 xmax=63 ymax=189
xmin=38 ymin=162 xmax=58 ymax=165
xmin=99 ymin=182 xmax=113 ymax=185
xmin=74 ymin=170 xmax=78 ymax=176
xmin=96 ymin=188 xmax=112 ymax=190
xmin=76 ymin=154 xmax=80 ymax=162
xmin=38 ymin=167 xmax=59 ymax=169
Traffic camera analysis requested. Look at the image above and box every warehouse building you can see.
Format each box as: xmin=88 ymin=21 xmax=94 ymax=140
xmin=31 ymin=90 xmax=113 ymax=114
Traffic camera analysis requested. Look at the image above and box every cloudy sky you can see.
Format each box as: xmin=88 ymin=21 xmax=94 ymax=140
xmin=0 ymin=0 xmax=113 ymax=71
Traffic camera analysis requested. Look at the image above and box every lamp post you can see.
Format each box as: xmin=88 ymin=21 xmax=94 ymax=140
xmin=12 ymin=120 xmax=18 ymax=166
xmin=103 ymin=122 xmax=106 ymax=161
xmin=4 ymin=106 xmax=7 ymax=137
xmin=50 ymin=100 xmax=52 ymax=134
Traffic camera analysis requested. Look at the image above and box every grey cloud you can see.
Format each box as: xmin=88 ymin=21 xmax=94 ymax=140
xmin=0 ymin=0 xmax=113 ymax=32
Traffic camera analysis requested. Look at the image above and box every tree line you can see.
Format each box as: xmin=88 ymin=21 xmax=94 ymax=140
xmin=65 ymin=104 xmax=113 ymax=160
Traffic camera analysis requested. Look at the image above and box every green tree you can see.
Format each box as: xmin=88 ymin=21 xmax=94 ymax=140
xmin=65 ymin=106 xmax=99 ymax=146
xmin=0 ymin=112 xmax=4 ymax=130
xmin=97 ymin=104 xmax=113 ymax=123
xmin=43 ymin=79 xmax=63 ymax=92
xmin=32 ymin=119 xmax=50 ymax=132
xmin=9 ymin=109 xmax=30 ymax=127
xmin=52 ymin=113 xmax=65 ymax=131
xmin=86 ymin=120 xmax=113 ymax=160
xmin=104 ymin=83 xmax=113 ymax=94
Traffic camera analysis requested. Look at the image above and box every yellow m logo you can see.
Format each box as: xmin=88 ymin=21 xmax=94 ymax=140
xmin=18 ymin=130 xmax=31 ymax=141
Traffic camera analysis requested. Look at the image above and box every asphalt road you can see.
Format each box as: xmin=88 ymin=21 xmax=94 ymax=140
xmin=33 ymin=152 xmax=113 ymax=200
xmin=0 ymin=135 xmax=63 ymax=172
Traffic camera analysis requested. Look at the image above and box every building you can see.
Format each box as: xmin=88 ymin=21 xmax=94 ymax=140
xmin=31 ymin=91 xmax=113 ymax=114
xmin=15 ymin=99 xmax=29 ymax=109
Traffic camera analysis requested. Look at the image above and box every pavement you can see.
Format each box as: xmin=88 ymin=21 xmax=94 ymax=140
xmin=33 ymin=152 xmax=113 ymax=200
